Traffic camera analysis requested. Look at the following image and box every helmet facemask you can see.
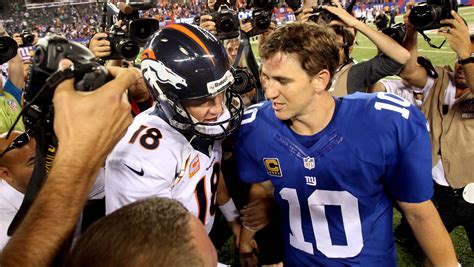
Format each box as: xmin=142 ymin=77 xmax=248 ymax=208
xmin=160 ymin=89 xmax=243 ymax=140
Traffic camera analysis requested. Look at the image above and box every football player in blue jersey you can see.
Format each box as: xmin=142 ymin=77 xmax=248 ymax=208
xmin=234 ymin=22 xmax=457 ymax=266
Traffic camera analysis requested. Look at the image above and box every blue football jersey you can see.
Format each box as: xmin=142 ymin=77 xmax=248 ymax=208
xmin=234 ymin=92 xmax=433 ymax=266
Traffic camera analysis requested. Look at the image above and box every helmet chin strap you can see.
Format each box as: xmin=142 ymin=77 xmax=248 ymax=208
xmin=190 ymin=108 xmax=231 ymax=136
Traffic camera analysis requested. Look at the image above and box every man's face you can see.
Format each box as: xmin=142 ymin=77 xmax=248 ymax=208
xmin=261 ymin=52 xmax=320 ymax=121
xmin=226 ymin=39 xmax=240 ymax=65
xmin=336 ymin=35 xmax=345 ymax=66
xmin=454 ymin=62 xmax=468 ymax=89
xmin=0 ymin=131 xmax=36 ymax=194
xmin=183 ymin=91 xmax=225 ymax=123
xmin=207 ymin=0 xmax=216 ymax=11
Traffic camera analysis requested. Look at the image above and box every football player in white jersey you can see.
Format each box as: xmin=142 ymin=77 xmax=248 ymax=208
xmin=104 ymin=23 xmax=245 ymax=235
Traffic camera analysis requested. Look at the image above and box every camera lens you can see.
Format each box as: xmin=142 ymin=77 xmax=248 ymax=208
xmin=129 ymin=19 xmax=160 ymax=46
xmin=24 ymin=34 xmax=34 ymax=44
xmin=409 ymin=5 xmax=442 ymax=30
xmin=0 ymin=36 xmax=18 ymax=65
xmin=33 ymin=47 xmax=45 ymax=65
xmin=220 ymin=18 xmax=235 ymax=33
xmin=382 ymin=23 xmax=406 ymax=45
xmin=232 ymin=68 xmax=255 ymax=94
xmin=133 ymin=25 xmax=152 ymax=42
xmin=116 ymin=39 xmax=140 ymax=60
xmin=255 ymin=16 xmax=270 ymax=31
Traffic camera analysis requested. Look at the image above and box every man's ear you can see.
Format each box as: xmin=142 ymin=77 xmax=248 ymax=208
xmin=311 ymin=69 xmax=331 ymax=93
xmin=0 ymin=166 xmax=12 ymax=181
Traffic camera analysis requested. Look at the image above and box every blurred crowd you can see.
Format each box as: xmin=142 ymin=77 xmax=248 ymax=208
xmin=0 ymin=1 xmax=207 ymax=41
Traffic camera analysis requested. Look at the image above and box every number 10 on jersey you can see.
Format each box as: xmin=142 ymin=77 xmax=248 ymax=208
xmin=280 ymin=188 xmax=364 ymax=258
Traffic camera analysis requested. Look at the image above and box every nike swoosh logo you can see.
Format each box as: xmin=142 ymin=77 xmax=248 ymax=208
xmin=124 ymin=164 xmax=144 ymax=176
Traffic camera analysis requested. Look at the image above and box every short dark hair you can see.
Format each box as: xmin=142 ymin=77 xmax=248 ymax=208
xmin=260 ymin=22 xmax=339 ymax=81
xmin=66 ymin=198 xmax=204 ymax=267
xmin=330 ymin=24 xmax=355 ymax=48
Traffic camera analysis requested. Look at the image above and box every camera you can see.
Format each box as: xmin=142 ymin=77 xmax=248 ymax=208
xmin=105 ymin=26 xmax=140 ymax=61
xmin=232 ymin=67 xmax=257 ymax=95
xmin=308 ymin=1 xmax=339 ymax=24
xmin=101 ymin=1 xmax=159 ymax=60
xmin=408 ymin=0 xmax=457 ymax=31
xmin=240 ymin=0 xmax=276 ymax=37
xmin=245 ymin=8 xmax=273 ymax=37
xmin=0 ymin=36 xmax=18 ymax=64
xmin=20 ymin=30 xmax=35 ymax=47
xmin=211 ymin=4 xmax=240 ymax=40
xmin=23 ymin=35 xmax=111 ymax=131
xmin=382 ymin=23 xmax=406 ymax=44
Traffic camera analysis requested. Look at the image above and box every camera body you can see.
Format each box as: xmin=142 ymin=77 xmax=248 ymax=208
xmin=408 ymin=0 xmax=457 ymax=31
xmin=23 ymin=35 xmax=111 ymax=131
xmin=20 ymin=30 xmax=35 ymax=47
xmin=382 ymin=23 xmax=406 ymax=44
xmin=308 ymin=2 xmax=339 ymax=24
xmin=211 ymin=4 xmax=240 ymax=40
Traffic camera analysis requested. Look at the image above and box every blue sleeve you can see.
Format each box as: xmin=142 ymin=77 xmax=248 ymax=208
xmin=383 ymin=113 xmax=433 ymax=203
xmin=4 ymin=79 xmax=22 ymax=103
xmin=233 ymin=106 xmax=270 ymax=184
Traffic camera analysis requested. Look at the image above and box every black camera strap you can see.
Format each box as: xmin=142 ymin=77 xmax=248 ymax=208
xmin=419 ymin=30 xmax=447 ymax=49
xmin=7 ymin=68 xmax=75 ymax=236
xmin=233 ymin=32 xmax=264 ymax=102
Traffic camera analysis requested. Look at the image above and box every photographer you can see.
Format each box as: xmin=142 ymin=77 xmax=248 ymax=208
xmin=297 ymin=0 xmax=410 ymax=96
xmin=393 ymin=9 xmax=474 ymax=258
xmin=324 ymin=0 xmax=410 ymax=96
xmin=0 ymin=24 xmax=26 ymax=133
xmin=0 ymin=60 xmax=137 ymax=266
xmin=88 ymin=20 xmax=129 ymax=67
xmin=374 ymin=8 xmax=389 ymax=31
xmin=89 ymin=18 xmax=152 ymax=115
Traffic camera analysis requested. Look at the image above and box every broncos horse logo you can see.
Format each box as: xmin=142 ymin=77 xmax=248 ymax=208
xmin=141 ymin=47 xmax=187 ymax=93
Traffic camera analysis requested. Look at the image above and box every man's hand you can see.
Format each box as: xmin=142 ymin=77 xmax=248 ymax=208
xmin=324 ymin=4 xmax=359 ymax=28
xmin=295 ymin=7 xmax=314 ymax=22
xmin=12 ymin=33 xmax=23 ymax=47
xmin=199 ymin=15 xmax=217 ymax=35
xmin=53 ymin=60 xmax=134 ymax=163
xmin=88 ymin=32 xmax=111 ymax=58
xmin=128 ymin=67 xmax=150 ymax=102
xmin=438 ymin=10 xmax=471 ymax=60
xmin=0 ymin=24 xmax=9 ymax=37
xmin=240 ymin=198 xmax=272 ymax=231
xmin=239 ymin=237 xmax=259 ymax=267
xmin=228 ymin=219 xmax=242 ymax=248
xmin=240 ymin=20 xmax=253 ymax=33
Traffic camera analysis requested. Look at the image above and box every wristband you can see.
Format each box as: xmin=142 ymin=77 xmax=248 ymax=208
xmin=219 ymin=199 xmax=239 ymax=222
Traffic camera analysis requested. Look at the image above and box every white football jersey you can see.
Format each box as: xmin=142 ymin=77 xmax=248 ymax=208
xmin=105 ymin=107 xmax=222 ymax=233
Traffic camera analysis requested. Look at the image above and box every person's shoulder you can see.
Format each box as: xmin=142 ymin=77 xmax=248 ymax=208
xmin=110 ymin=107 xmax=188 ymax=159
xmin=240 ymin=101 xmax=278 ymax=127
xmin=236 ymin=101 xmax=280 ymax=138
xmin=234 ymin=101 xmax=281 ymax=149
xmin=340 ymin=92 xmax=427 ymax=130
